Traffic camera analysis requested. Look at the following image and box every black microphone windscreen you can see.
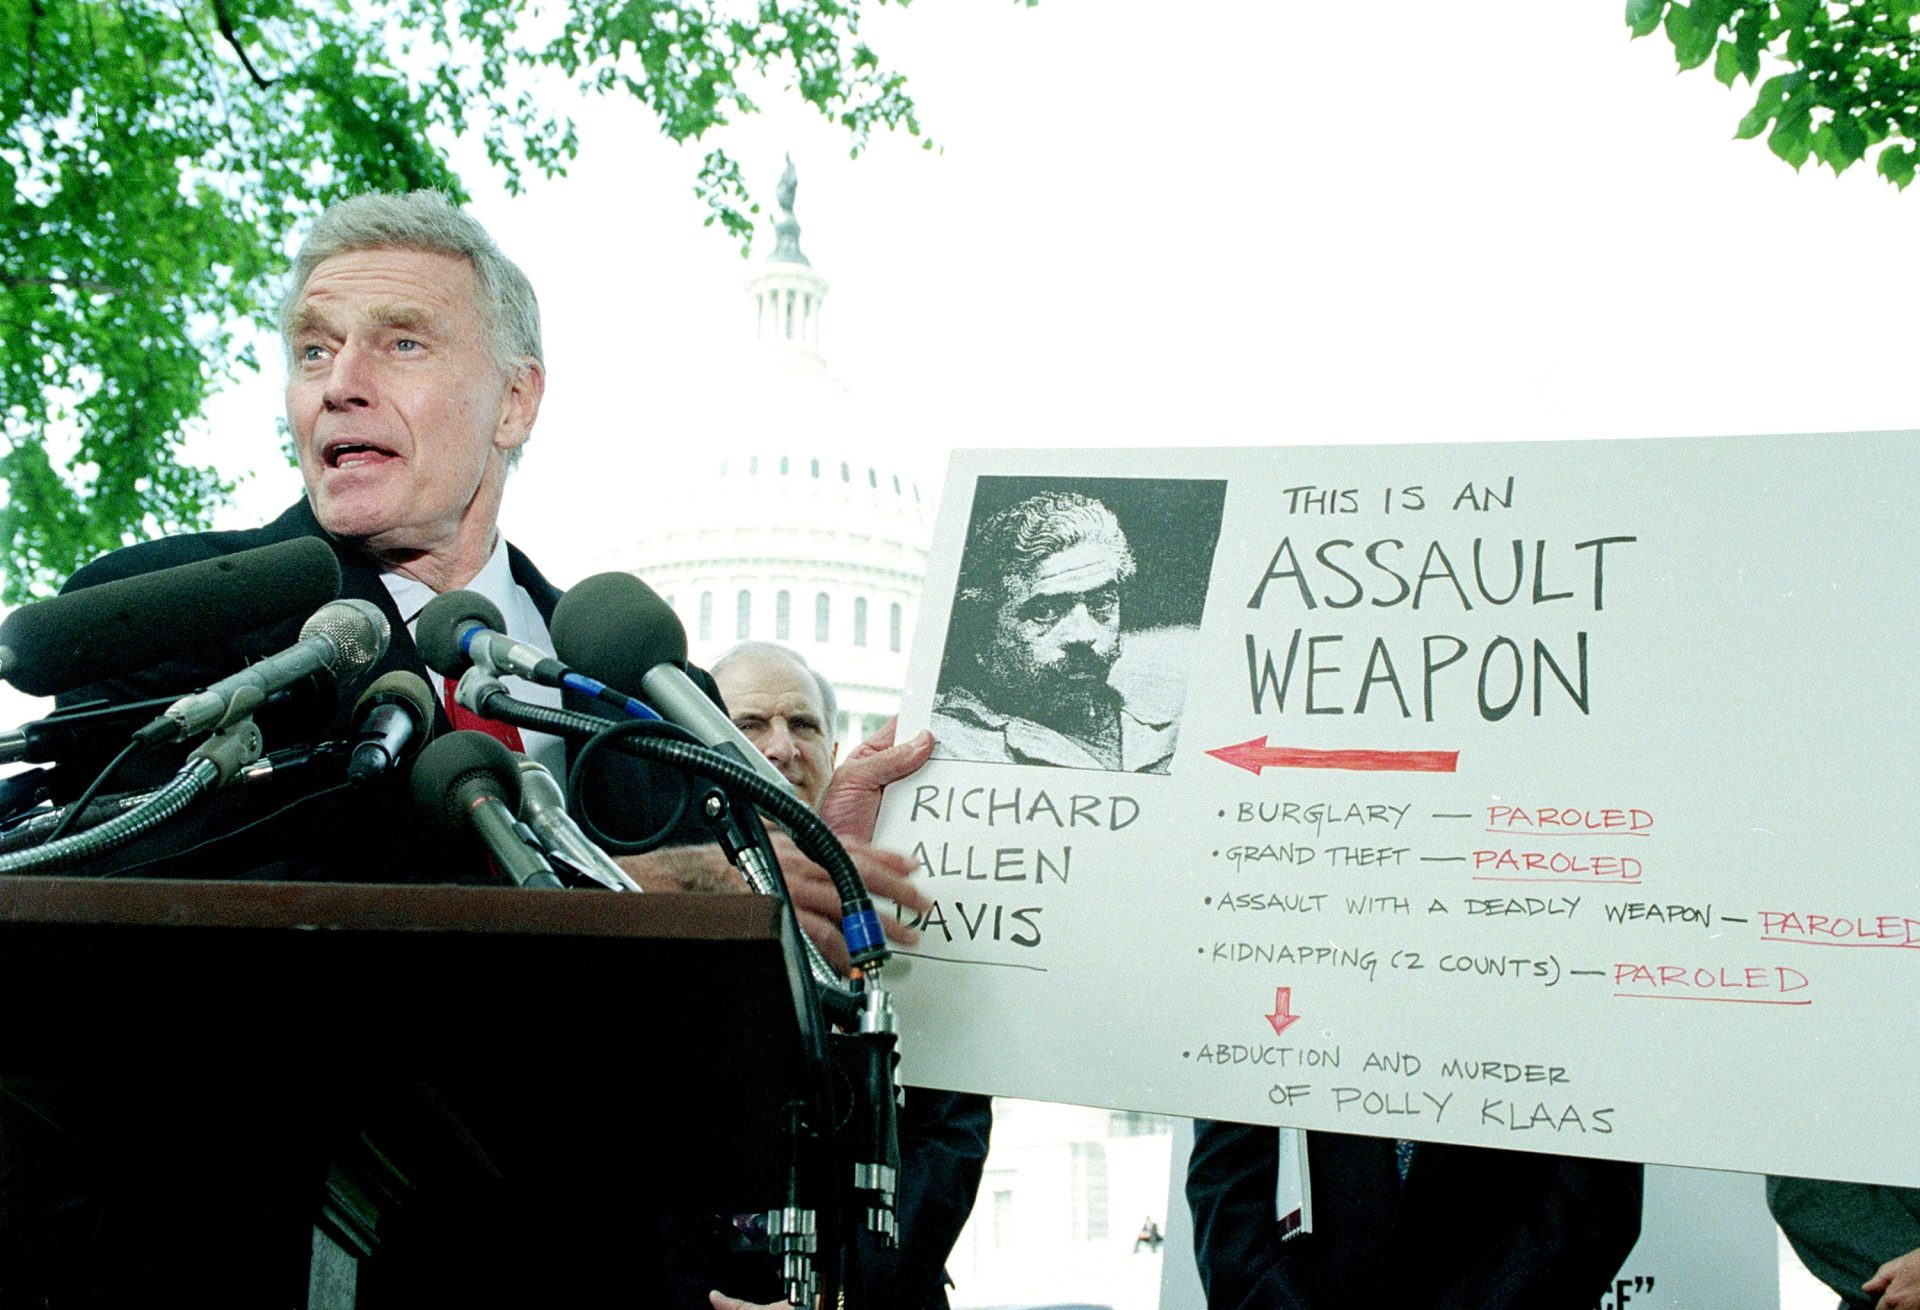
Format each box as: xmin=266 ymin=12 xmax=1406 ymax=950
xmin=408 ymin=729 xmax=520 ymax=839
xmin=0 ymin=537 xmax=343 ymax=697
xmin=414 ymin=590 xmax=508 ymax=679
xmin=550 ymin=572 xmax=686 ymax=691
xmin=355 ymin=670 xmax=434 ymax=729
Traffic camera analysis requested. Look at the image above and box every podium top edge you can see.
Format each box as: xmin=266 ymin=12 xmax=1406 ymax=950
xmin=0 ymin=876 xmax=787 ymax=942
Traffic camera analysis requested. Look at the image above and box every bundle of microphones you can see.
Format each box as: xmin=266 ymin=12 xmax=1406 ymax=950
xmin=0 ymin=536 xmax=902 ymax=1307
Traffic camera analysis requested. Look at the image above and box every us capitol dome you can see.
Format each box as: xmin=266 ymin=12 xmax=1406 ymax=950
xmin=599 ymin=157 xmax=935 ymax=743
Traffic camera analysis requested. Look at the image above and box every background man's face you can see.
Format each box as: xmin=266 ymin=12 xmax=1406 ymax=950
xmin=715 ymin=651 xmax=837 ymax=809
xmin=982 ymin=538 xmax=1123 ymax=715
xmin=284 ymin=247 xmax=531 ymax=557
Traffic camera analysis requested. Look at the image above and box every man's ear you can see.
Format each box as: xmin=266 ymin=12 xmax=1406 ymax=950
xmin=495 ymin=358 xmax=545 ymax=453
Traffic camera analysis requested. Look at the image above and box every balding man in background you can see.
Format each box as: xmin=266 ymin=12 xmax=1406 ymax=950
xmin=713 ymin=642 xmax=840 ymax=809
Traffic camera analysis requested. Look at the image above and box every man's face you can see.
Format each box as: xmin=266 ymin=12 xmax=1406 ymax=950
xmin=716 ymin=652 xmax=836 ymax=810
xmin=981 ymin=538 xmax=1124 ymax=715
xmin=284 ymin=247 xmax=539 ymax=562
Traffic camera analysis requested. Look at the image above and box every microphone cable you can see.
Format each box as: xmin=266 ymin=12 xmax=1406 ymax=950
xmin=38 ymin=737 xmax=144 ymax=845
xmin=0 ymin=718 xmax=262 ymax=876
xmin=0 ymin=789 xmax=156 ymax=854
xmin=91 ymin=780 xmax=354 ymax=880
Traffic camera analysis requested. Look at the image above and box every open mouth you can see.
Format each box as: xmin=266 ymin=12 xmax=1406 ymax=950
xmin=322 ymin=439 xmax=398 ymax=469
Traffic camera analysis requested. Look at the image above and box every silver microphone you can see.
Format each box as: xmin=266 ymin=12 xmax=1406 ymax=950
xmin=137 ymin=598 xmax=390 ymax=743
xmin=515 ymin=757 xmax=642 ymax=892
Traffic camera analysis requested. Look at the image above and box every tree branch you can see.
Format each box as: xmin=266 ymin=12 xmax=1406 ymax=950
xmin=25 ymin=0 xmax=42 ymax=105
xmin=210 ymin=0 xmax=276 ymax=88
xmin=172 ymin=0 xmax=220 ymax=74
xmin=1 ymin=274 xmax=129 ymax=296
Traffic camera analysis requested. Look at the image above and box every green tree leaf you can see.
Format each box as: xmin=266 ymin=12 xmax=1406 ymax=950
xmin=1631 ymin=2 xmax=1920 ymax=189
xmin=1665 ymin=4 xmax=1720 ymax=68
xmin=1713 ymin=37 xmax=1743 ymax=85
xmin=1627 ymin=0 xmax=1668 ymax=39
xmin=1769 ymin=109 xmax=1814 ymax=168
xmin=1880 ymin=144 xmax=1918 ymax=187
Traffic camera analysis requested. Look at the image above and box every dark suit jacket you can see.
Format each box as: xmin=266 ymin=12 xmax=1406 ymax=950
xmin=1187 ymin=1122 xmax=1643 ymax=1310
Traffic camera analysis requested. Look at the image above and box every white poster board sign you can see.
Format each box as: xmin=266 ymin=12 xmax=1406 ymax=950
xmin=876 ymin=432 xmax=1919 ymax=1185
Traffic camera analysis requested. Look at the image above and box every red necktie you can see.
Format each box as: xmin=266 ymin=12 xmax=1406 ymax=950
xmin=444 ymin=675 xmax=526 ymax=752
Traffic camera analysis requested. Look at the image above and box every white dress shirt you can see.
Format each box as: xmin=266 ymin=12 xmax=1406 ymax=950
xmin=379 ymin=535 xmax=570 ymax=782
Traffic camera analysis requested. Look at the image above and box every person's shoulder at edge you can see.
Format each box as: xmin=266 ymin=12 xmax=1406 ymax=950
xmin=59 ymin=500 xmax=316 ymax=593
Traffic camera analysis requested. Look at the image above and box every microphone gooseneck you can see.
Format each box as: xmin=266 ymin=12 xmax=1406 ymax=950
xmin=453 ymin=676 xmax=886 ymax=985
xmin=0 ymin=719 xmax=265 ymax=875
xmin=550 ymin=572 xmax=797 ymax=800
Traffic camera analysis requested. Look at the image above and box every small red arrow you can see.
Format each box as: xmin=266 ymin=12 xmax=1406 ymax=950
xmin=1265 ymin=986 xmax=1301 ymax=1037
xmin=1208 ymin=736 xmax=1459 ymax=775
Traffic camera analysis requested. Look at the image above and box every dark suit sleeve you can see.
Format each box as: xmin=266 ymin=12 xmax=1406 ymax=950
xmin=854 ymin=1088 xmax=993 ymax=1308
xmin=1431 ymin=1155 xmax=1643 ymax=1310
xmin=1186 ymin=1120 xmax=1325 ymax=1309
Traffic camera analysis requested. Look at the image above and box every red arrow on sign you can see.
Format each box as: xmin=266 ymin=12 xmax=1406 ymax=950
xmin=1266 ymin=986 xmax=1301 ymax=1037
xmin=1208 ymin=736 xmax=1459 ymax=775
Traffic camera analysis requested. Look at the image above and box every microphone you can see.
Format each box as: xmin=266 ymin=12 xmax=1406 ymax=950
xmin=2 ymin=678 xmax=339 ymax=770
xmin=345 ymin=671 xmax=433 ymax=784
xmin=409 ymin=730 xmax=562 ymax=889
xmin=550 ymin=573 xmax=798 ymax=801
xmin=4 ymin=692 xmax=195 ymax=767
xmin=415 ymin=590 xmax=566 ymax=684
xmin=514 ymin=757 xmax=641 ymax=892
xmin=135 ymin=599 xmax=390 ymax=745
xmin=416 ymin=589 xmax=659 ymax=721
xmin=0 ymin=537 xmax=342 ymax=697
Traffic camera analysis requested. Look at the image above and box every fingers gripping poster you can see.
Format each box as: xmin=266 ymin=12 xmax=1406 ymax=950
xmin=874 ymin=432 xmax=1920 ymax=1185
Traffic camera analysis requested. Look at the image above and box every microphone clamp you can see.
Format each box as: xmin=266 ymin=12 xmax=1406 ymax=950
xmin=454 ymin=666 xmax=511 ymax=719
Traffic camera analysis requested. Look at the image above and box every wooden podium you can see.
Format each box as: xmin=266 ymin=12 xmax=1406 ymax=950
xmin=0 ymin=876 xmax=820 ymax=1306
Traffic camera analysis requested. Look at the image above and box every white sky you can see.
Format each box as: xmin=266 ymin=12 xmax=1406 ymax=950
xmin=197 ymin=1 xmax=1920 ymax=563
xmin=7 ymin=0 xmax=1916 ymax=730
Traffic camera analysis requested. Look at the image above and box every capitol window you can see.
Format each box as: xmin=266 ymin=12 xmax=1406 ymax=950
xmin=815 ymin=592 xmax=830 ymax=642
xmin=776 ymin=590 xmax=791 ymax=639
xmin=736 ymin=590 xmax=752 ymax=639
xmin=698 ymin=592 xmax=713 ymax=642
xmin=890 ymin=603 xmax=902 ymax=653
xmin=854 ymin=597 xmax=868 ymax=648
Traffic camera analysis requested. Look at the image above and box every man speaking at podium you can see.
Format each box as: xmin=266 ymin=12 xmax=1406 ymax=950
xmin=10 ymin=191 xmax=935 ymax=1305
xmin=49 ymin=189 xmax=930 ymax=937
